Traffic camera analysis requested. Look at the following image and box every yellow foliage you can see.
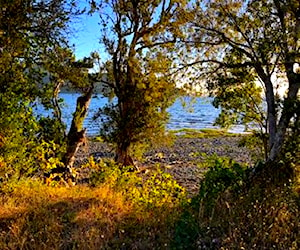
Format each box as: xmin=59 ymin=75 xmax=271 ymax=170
xmin=0 ymin=166 xmax=187 ymax=249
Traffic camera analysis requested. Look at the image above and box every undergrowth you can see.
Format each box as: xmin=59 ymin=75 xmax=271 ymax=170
xmin=0 ymin=159 xmax=188 ymax=249
xmin=173 ymin=155 xmax=300 ymax=249
xmin=0 ymin=152 xmax=299 ymax=249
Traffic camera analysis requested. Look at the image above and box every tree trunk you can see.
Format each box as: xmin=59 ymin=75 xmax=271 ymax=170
xmin=260 ymin=76 xmax=277 ymax=151
xmin=63 ymin=129 xmax=87 ymax=169
xmin=115 ymin=143 xmax=135 ymax=168
xmin=114 ymin=83 xmax=138 ymax=169
xmin=268 ymin=0 xmax=300 ymax=161
xmin=254 ymin=66 xmax=277 ymax=154
xmin=268 ymin=73 xmax=299 ymax=161
xmin=62 ymin=85 xmax=94 ymax=168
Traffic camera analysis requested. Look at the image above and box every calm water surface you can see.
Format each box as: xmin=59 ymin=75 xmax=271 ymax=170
xmin=36 ymin=93 xmax=246 ymax=135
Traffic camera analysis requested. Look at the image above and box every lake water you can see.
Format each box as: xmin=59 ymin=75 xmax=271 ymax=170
xmin=37 ymin=93 xmax=246 ymax=135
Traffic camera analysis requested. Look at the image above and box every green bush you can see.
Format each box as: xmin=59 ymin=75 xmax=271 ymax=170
xmin=172 ymin=155 xmax=248 ymax=249
xmin=238 ymin=131 xmax=267 ymax=160
xmin=198 ymin=155 xmax=246 ymax=221
xmin=172 ymin=196 xmax=201 ymax=249
xmin=85 ymin=158 xmax=187 ymax=209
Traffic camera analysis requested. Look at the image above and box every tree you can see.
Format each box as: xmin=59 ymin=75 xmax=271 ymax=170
xmin=208 ymin=47 xmax=268 ymax=159
xmin=91 ymin=0 xmax=188 ymax=167
xmin=41 ymin=48 xmax=98 ymax=170
xmin=0 ymin=0 xmax=80 ymax=176
xmin=186 ymin=0 xmax=299 ymax=162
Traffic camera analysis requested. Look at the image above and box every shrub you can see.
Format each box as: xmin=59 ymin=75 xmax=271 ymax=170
xmin=0 ymin=161 xmax=189 ymax=250
xmin=192 ymin=156 xmax=299 ymax=249
xmin=198 ymin=155 xmax=246 ymax=220
xmin=172 ymin=155 xmax=247 ymax=249
xmin=85 ymin=158 xmax=187 ymax=209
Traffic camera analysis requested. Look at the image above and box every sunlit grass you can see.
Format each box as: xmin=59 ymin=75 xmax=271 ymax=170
xmin=0 ymin=181 xmax=131 ymax=248
xmin=0 ymin=165 xmax=188 ymax=249
xmin=0 ymin=152 xmax=298 ymax=249
xmin=170 ymin=128 xmax=240 ymax=138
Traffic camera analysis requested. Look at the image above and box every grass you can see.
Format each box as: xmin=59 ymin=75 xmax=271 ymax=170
xmin=92 ymin=128 xmax=240 ymax=142
xmin=0 ymin=162 xmax=189 ymax=249
xmin=191 ymin=160 xmax=300 ymax=249
xmin=170 ymin=128 xmax=240 ymax=139
xmin=91 ymin=136 xmax=105 ymax=142
xmin=0 ymin=181 xmax=126 ymax=249
xmin=0 ymin=134 xmax=298 ymax=249
xmin=2 ymin=161 xmax=298 ymax=249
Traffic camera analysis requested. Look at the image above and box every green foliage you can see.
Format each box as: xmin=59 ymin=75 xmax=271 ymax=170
xmin=133 ymin=168 xmax=187 ymax=209
xmin=190 ymin=0 xmax=299 ymax=161
xmin=0 ymin=0 xmax=93 ymax=180
xmin=0 ymin=1 xmax=298 ymax=247
xmin=172 ymin=155 xmax=248 ymax=249
xmin=209 ymin=48 xmax=265 ymax=131
xmin=86 ymin=157 xmax=132 ymax=187
xmin=172 ymin=197 xmax=201 ymax=249
xmin=91 ymin=0 xmax=188 ymax=165
xmin=33 ymin=140 xmax=65 ymax=173
xmin=0 ymin=0 xmax=80 ymax=177
xmin=0 ymin=105 xmax=37 ymax=177
xmin=185 ymin=157 xmax=299 ymax=249
xmin=84 ymin=157 xmax=187 ymax=209
xmin=238 ymin=131 xmax=268 ymax=161
xmin=198 ymin=155 xmax=247 ymax=221
xmin=38 ymin=117 xmax=67 ymax=146
xmin=0 ymin=134 xmax=64 ymax=179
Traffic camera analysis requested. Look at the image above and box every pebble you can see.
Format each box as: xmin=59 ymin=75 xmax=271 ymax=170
xmin=75 ymin=136 xmax=261 ymax=195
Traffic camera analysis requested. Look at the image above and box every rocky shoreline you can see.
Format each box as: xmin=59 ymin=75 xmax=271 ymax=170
xmin=75 ymin=135 xmax=261 ymax=194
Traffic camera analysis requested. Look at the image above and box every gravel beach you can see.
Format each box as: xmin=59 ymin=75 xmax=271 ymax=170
xmin=76 ymin=135 xmax=261 ymax=194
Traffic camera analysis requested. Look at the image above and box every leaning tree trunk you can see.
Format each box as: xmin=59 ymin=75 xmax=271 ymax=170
xmin=62 ymin=85 xmax=94 ymax=168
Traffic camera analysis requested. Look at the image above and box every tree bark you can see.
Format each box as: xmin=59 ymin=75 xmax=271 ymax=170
xmin=115 ymin=143 xmax=135 ymax=168
xmin=264 ymin=78 xmax=277 ymax=150
xmin=114 ymin=93 xmax=138 ymax=169
xmin=254 ymin=65 xmax=277 ymax=152
xmin=269 ymin=72 xmax=300 ymax=161
xmin=267 ymin=0 xmax=300 ymax=161
xmin=62 ymin=85 xmax=94 ymax=168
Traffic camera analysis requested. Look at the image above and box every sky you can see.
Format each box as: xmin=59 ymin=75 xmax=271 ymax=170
xmin=67 ymin=1 xmax=295 ymax=97
xmin=68 ymin=1 xmax=106 ymax=61
xmin=67 ymin=0 xmax=170 ymax=62
xmin=69 ymin=14 xmax=102 ymax=60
